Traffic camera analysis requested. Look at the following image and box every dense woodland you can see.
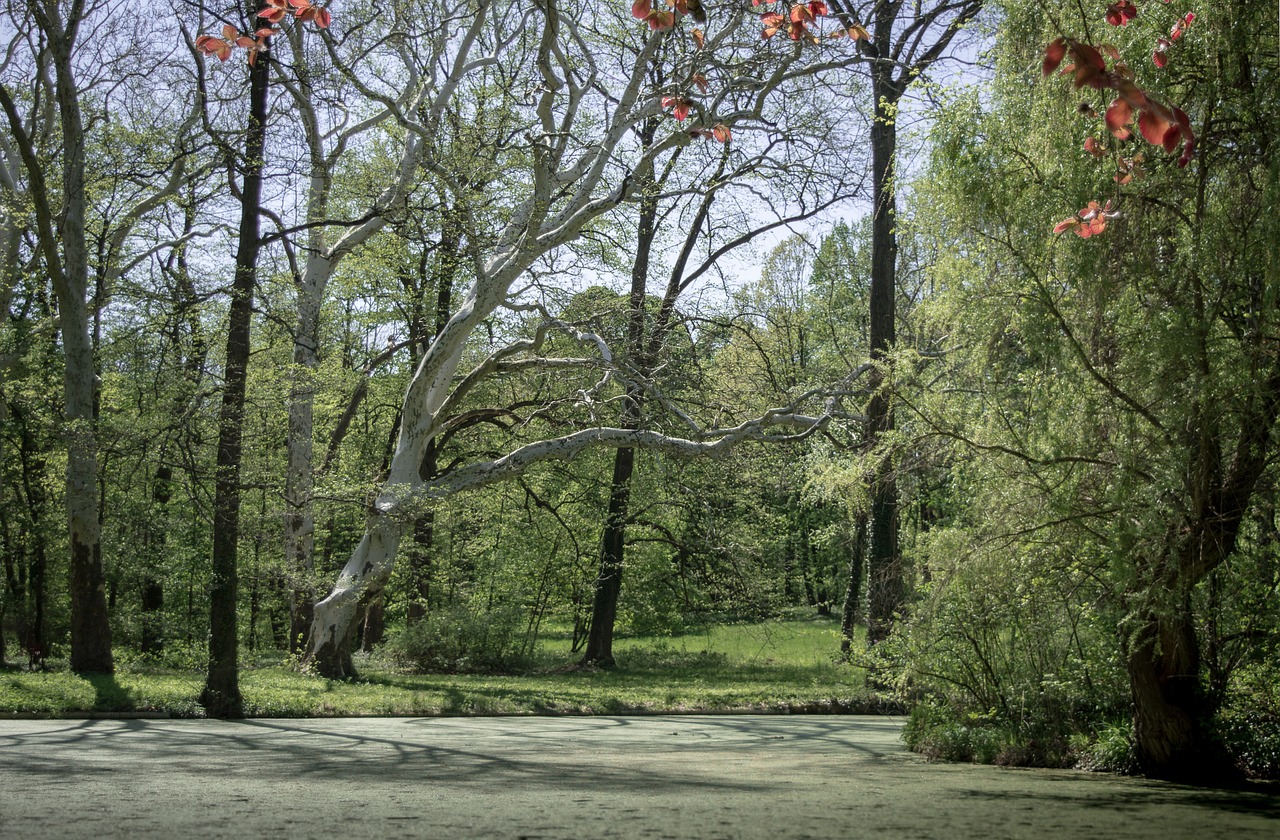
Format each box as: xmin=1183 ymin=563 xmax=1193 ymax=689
xmin=1 ymin=0 xmax=1277 ymax=781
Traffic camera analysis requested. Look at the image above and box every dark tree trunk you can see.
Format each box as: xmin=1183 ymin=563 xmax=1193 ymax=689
xmin=140 ymin=465 xmax=172 ymax=655
xmin=360 ymin=593 xmax=385 ymax=652
xmin=864 ymin=63 xmax=903 ymax=645
xmin=201 ymin=21 xmax=270 ymax=718
xmin=581 ymin=445 xmax=636 ymax=667
xmin=1124 ymin=363 xmax=1280 ymax=777
xmin=840 ymin=513 xmax=867 ymax=655
xmin=824 ymin=0 xmax=986 ymax=650
xmin=1125 ymin=599 xmax=1215 ymax=779
xmin=579 ymin=122 xmax=658 ymax=667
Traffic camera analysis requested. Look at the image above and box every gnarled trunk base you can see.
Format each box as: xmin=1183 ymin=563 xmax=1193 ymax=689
xmin=303 ymin=519 xmax=402 ymax=678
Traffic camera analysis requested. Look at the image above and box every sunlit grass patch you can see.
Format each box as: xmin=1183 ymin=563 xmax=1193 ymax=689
xmin=2 ymin=615 xmax=873 ymax=718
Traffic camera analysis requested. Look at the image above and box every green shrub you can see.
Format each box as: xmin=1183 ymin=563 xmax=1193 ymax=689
xmin=1073 ymin=722 xmax=1139 ymax=774
xmin=385 ymin=601 xmax=533 ymax=673
xmin=1217 ymin=705 xmax=1280 ymax=779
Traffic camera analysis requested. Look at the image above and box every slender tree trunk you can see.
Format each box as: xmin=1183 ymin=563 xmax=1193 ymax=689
xmin=581 ymin=445 xmax=636 ymax=666
xmin=580 ymin=125 xmax=657 ymax=667
xmin=201 ymin=26 xmax=270 ymax=717
xmin=140 ymin=465 xmax=172 ymax=655
xmin=840 ymin=512 xmax=867 ymax=655
xmin=864 ymin=65 xmax=903 ymax=645
xmin=285 ymin=281 xmax=323 ymax=653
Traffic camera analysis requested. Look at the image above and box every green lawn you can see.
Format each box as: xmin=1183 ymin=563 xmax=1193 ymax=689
xmin=1 ymin=617 xmax=883 ymax=718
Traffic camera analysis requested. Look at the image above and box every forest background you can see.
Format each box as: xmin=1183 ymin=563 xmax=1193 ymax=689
xmin=1 ymin=0 xmax=1277 ymax=783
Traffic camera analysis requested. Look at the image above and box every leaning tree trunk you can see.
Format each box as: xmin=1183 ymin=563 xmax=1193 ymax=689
xmin=200 ymin=28 xmax=270 ymax=717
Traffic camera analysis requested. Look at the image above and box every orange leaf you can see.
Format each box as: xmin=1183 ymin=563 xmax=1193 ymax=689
xmin=712 ymin=123 xmax=731 ymax=143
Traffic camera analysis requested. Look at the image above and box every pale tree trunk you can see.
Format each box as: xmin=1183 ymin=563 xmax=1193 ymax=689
xmin=306 ymin=331 xmax=469 ymax=676
xmin=285 ymin=267 xmax=324 ymax=653
xmin=0 ymin=1 xmax=113 ymax=673
xmin=301 ymin=2 xmax=850 ymax=677
xmin=279 ymin=17 xmax=426 ymax=652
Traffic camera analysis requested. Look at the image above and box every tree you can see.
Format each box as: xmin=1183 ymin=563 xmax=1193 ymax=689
xmin=302 ymin=1 xmax=858 ymax=676
xmin=826 ymin=0 xmax=986 ymax=643
xmin=1 ymin=0 xmax=200 ymax=672
xmin=578 ymin=54 xmax=865 ymax=664
xmin=902 ymin=0 xmax=1280 ymax=778
xmin=193 ymin=0 xmax=273 ymax=718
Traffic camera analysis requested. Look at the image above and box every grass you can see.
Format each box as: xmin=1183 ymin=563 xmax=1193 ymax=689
xmin=0 ymin=616 xmax=884 ymax=718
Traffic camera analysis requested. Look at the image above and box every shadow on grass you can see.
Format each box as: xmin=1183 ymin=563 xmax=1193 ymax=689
xmin=84 ymin=673 xmax=134 ymax=712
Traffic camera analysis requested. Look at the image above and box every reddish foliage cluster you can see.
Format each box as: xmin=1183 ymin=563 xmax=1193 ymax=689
xmin=1054 ymin=199 xmax=1121 ymax=238
xmin=196 ymin=24 xmax=279 ymax=66
xmin=1105 ymin=0 xmax=1138 ymax=27
xmin=1045 ymin=2 xmax=1200 ymax=236
xmin=196 ymin=1 xmax=331 ymax=67
xmin=756 ymin=1 xmax=830 ymax=42
xmin=1044 ymin=37 xmax=1195 ymax=168
xmin=632 ymin=0 xmax=706 ymax=30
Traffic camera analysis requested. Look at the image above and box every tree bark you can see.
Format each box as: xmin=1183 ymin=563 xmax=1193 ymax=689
xmin=140 ymin=466 xmax=172 ymax=655
xmin=863 ymin=60 xmax=903 ymax=645
xmin=839 ymin=513 xmax=867 ymax=655
xmin=0 ymin=2 xmax=114 ymax=673
xmin=580 ymin=121 xmax=658 ymax=667
xmin=581 ymin=445 xmax=636 ymax=667
xmin=201 ymin=22 xmax=271 ymax=717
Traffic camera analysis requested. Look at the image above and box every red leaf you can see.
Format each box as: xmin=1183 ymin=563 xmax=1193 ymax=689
xmin=691 ymin=28 xmax=705 ymax=49
xmin=632 ymin=0 xmax=652 ymax=19
xmin=1053 ymin=218 xmax=1079 ymax=234
xmin=712 ymin=123 xmax=731 ymax=143
xmin=1072 ymin=42 xmax=1107 ymax=72
xmin=1084 ymin=137 xmax=1108 ymax=158
xmin=1138 ymin=109 xmax=1172 ymax=146
xmin=1105 ymin=98 xmax=1133 ymax=137
xmin=1152 ymin=38 xmax=1171 ymax=68
xmin=1043 ymin=38 xmax=1067 ymax=77
xmin=693 ymin=73 xmax=709 ymax=94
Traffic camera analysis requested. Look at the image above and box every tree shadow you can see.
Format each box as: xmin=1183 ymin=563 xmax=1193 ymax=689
xmin=84 ymin=673 xmax=135 ymax=712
